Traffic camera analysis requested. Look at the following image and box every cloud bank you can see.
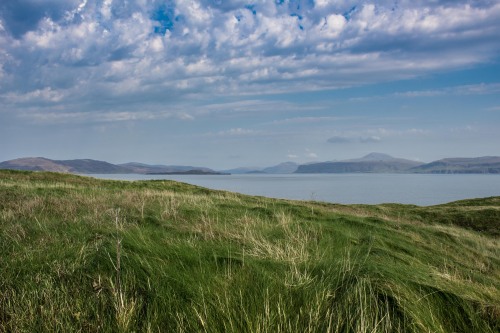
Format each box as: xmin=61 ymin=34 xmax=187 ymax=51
xmin=0 ymin=0 xmax=499 ymax=126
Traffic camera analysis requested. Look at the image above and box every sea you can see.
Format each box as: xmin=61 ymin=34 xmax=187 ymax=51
xmin=90 ymin=173 xmax=500 ymax=206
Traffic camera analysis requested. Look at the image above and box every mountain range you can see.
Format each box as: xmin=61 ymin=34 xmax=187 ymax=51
xmin=0 ymin=157 xmax=224 ymax=175
xmin=222 ymin=162 xmax=300 ymax=174
xmin=295 ymin=153 xmax=423 ymax=173
xmin=409 ymin=156 xmax=500 ymax=174
xmin=1 ymin=153 xmax=500 ymax=174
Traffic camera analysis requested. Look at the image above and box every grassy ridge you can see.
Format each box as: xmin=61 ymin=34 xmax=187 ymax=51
xmin=0 ymin=170 xmax=499 ymax=332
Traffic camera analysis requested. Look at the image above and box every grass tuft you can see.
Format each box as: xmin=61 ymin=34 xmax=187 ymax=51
xmin=0 ymin=170 xmax=499 ymax=332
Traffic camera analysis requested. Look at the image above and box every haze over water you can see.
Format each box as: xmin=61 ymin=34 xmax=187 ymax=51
xmin=92 ymin=173 xmax=500 ymax=206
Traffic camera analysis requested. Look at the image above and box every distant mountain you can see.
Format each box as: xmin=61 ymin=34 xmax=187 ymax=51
xmin=262 ymin=162 xmax=298 ymax=174
xmin=0 ymin=157 xmax=72 ymax=173
xmin=221 ymin=162 xmax=298 ymax=174
xmin=118 ymin=162 xmax=214 ymax=174
xmin=0 ymin=157 xmax=129 ymax=173
xmin=57 ymin=159 xmax=131 ymax=173
xmin=0 ymin=158 xmax=221 ymax=175
xmin=295 ymin=153 xmax=423 ymax=174
xmin=345 ymin=152 xmax=398 ymax=162
xmin=220 ymin=167 xmax=258 ymax=174
xmin=410 ymin=157 xmax=500 ymax=174
xmin=3 ymin=154 xmax=500 ymax=175
xmin=146 ymin=170 xmax=228 ymax=175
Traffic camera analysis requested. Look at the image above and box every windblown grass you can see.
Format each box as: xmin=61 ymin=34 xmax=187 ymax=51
xmin=0 ymin=170 xmax=499 ymax=332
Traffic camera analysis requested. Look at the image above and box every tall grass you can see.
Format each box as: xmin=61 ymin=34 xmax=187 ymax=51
xmin=0 ymin=170 xmax=499 ymax=332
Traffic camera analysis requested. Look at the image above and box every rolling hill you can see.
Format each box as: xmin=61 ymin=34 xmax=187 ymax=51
xmin=0 ymin=158 xmax=220 ymax=174
xmin=0 ymin=157 xmax=73 ymax=172
xmin=295 ymin=153 xmax=423 ymax=173
xmin=3 ymin=154 xmax=500 ymax=175
xmin=410 ymin=156 xmax=500 ymax=174
xmin=221 ymin=162 xmax=298 ymax=174
xmin=0 ymin=169 xmax=498 ymax=332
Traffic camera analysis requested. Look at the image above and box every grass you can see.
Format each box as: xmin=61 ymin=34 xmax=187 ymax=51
xmin=0 ymin=169 xmax=499 ymax=332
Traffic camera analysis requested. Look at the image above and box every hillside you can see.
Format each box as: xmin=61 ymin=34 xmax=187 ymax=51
xmin=0 ymin=170 xmax=499 ymax=332
xmin=221 ymin=162 xmax=298 ymax=174
xmin=3 ymin=155 xmax=500 ymax=175
xmin=0 ymin=157 xmax=129 ymax=173
xmin=0 ymin=158 xmax=219 ymax=174
xmin=0 ymin=157 xmax=72 ymax=172
xmin=410 ymin=156 xmax=500 ymax=174
xmin=58 ymin=159 xmax=131 ymax=173
xmin=295 ymin=153 xmax=423 ymax=173
xmin=118 ymin=162 xmax=216 ymax=174
xmin=262 ymin=162 xmax=298 ymax=174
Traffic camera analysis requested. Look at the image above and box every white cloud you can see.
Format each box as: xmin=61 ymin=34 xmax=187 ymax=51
xmin=327 ymin=135 xmax=381 ymax=144
xmin=1 ymin=0 xmax=499 ymax=121
xmin=360 ymin=136 xmax=381 ymax=143
xmin=327 ymin=127 xmax=429 ymax=144
xmin=307 ymin=152 xmax=319 ymax=158
xmin=319 ymin=14 xmax=346 ymax=38
xmin=395 ymin=83 xmax=500 ymax=98
xmin=305 ymin=148 xmax=319 ymax=159
xmin=192 ymin=99 xmax=318 ymax=117
xmin=272 ymin=116 xmax=344 ymax=125
xmin=487 ymin=106 xmax=500 ymax=112
xmin=177 ymin=113 xmax=194 ymax=120
xmin=21 ymin=109 xmax=194 ymax=124
xmin=5 ymin=87 xmax=65 ymax=103
xmin=217 ymin=128 xmax=258 ymax=136
xmin=450 ymin=125 xmax=477 ymax=134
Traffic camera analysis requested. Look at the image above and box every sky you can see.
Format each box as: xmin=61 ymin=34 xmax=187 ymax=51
xmin=1 ymin=0 xmax=500 ymax=169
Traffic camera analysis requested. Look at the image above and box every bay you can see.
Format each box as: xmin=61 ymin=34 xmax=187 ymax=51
xmin=90 ymin=173 xmax=500 ymax=206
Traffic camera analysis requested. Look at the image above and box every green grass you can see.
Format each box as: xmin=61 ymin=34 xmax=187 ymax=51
xmin=0 ymin=169 xmax=499 ymax=332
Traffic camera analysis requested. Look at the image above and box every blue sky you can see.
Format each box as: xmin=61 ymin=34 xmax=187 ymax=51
xmin=1 ymin=0 xmax=499 ymax=169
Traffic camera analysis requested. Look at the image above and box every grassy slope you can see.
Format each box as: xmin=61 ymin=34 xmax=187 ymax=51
xmin=0 ymin=170 xmax=499 ymax=332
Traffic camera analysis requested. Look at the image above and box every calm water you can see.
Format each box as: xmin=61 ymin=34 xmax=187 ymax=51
xmin=90 ymin=173 xmax=500 ymax=206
